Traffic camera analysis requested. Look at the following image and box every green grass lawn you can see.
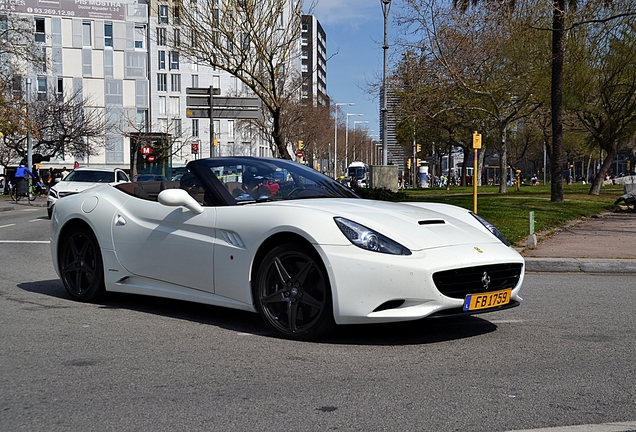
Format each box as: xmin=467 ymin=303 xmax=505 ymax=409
xmin=359 ymin=183 xmax=627 ymax=247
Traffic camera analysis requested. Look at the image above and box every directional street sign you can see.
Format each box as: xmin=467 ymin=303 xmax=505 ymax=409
xmin=186 ymin=108 xmax=210 ymax=118
xmin=186 ymin=95 xmax=210 ymax=107
xmin=185 ymin=88 xmax=261 ymax=119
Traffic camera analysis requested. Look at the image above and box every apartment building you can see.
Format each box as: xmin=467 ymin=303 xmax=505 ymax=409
xmin=3 ymin=0 xmax=308 ymax=175
xmin=301 ymin=14 xmax=327 ymax=107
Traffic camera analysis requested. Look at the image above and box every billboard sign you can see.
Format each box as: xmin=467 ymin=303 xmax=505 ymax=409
xmin=0 ymin=0 xmax=129 ymax=21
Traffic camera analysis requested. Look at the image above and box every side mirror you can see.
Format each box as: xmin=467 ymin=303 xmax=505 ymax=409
xmin=157 ymin=188 xmax=204 ymax=214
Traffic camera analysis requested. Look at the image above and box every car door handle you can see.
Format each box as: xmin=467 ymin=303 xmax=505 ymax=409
xmin=115 ymin=215 xmax=127 ymax=226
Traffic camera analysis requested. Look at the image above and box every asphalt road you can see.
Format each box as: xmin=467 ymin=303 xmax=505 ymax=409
xmin=1 ymin=206 xmax=635 ymax=431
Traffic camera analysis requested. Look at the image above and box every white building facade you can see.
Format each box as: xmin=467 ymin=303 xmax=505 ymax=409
xmin=2 ymin=0 xmax=303 ymax=175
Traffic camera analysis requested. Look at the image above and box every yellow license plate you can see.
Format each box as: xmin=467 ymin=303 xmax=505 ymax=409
xmin=463 ymin=288 xmax=512 ymax=311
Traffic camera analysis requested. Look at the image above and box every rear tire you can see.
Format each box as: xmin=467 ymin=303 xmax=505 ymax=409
xmin=254 ymin=242 xmax=335 ymax=340
xmin=59 ymin=225 xmax=105 ymax=302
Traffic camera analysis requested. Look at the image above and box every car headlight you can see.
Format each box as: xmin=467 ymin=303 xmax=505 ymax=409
xmin=471 ymin=212 xmax=510 ymax=246
xmin=334 ymin=217 xmax=411 ymax=255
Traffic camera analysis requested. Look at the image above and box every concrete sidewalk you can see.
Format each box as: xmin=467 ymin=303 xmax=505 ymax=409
xmin=2 ymin=195 xmax=636 ymax=273
xmin=520 ymin=211 xmax=636 ymax=273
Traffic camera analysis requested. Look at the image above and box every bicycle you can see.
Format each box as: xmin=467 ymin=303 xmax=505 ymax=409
xmin=9 ymin=181 xmax=37 ymax=203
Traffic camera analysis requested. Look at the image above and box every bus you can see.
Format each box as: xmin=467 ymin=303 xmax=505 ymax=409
xmin=347 ymin=161 xmax=369 ymax=188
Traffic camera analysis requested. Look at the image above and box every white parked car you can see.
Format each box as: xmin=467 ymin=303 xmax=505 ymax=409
xmin=50 ymin=157 xmax=525 ymax=340
xmin=46 ymin=167 xmax=129 ymax=218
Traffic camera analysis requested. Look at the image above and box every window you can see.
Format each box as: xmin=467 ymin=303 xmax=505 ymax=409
xmin=174 ymin=118 xmax=182 ymax=136
xmin=35 ymin=17 xmax=45 ymax=42
xmin=134 ymin=25 xmax=145 ymax=49
xmin=104 ymin=23 xmax=113 ymax=47
xmin=192 ymin=119 xmax=199 ymax=137
xmin=82 ymin=21 xmax=91 ymax=47
xmin=173 ymin=28 xmax=180 ymax=46
xmin=56 ymin=77 xmax=63 ymax=100
xmin=158 ymin=96 xmax=166 ymax=115
xmin=157 ymin=73 xmax=167 ymax=91
xmin=169 ymin=96 xmax=180 ymax=116
xmin=171 ymin=74 xmax=181 ymax=92
xmin=173 ymin=5 xmax=180 ymax=24
xmin=191 ymin=75 xmax=198 ymax=87
xmin=158 ymin=5 xmax=168 ymax=24
xmin=37 ymin=76 xmax=47 ymax=101
xmin=227 ymin=120 xmax=234 ymax=139
xmin=158 ymin=51 xmax=166 ymax=70
xmin=169 ymin=51 xmax=179 ymax=70
xmin=83 ymin=48 xmax=92 ymax=76
xmin=136 ymin=109 xmax=148 ymax=132
xmin=157 ymin=27 xmax=166 ymax=46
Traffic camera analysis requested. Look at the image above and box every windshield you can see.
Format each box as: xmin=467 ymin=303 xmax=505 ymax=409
xmin=193 ymin=157 xmax=359 ymax=203
xmin=64 ymin=170 xmax=116 ymax=183
xmin=348 ymin=167 xmax=367 ymax=179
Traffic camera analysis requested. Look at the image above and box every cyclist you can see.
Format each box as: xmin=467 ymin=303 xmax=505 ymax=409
xmin=14 ymin=163 xmax=35 ymax=197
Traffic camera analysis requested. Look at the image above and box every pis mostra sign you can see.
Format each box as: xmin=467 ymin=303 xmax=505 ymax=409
xmin=0 ymin=0 xmax=129 ymax=21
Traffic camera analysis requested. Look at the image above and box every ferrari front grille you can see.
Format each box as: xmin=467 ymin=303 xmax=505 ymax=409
xmin=432 ymin=263 xmax=523 ymax=299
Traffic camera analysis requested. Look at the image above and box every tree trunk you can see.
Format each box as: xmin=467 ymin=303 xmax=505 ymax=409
xmin=589 ymin=146 xmax=618 ymax=195
xmin=550 ymin=0 xmax=566 ymax=202
xmin=271 ymin=107 xmax=291 ymax=159
xmin=498 ymin=125 xmax=508 ymax=193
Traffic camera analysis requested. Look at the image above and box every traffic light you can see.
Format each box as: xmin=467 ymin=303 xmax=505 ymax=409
xmin=416 ymin=143 xmax=421 ymax=153
xmin=416 ymin=158 xmax=421 ymax=166
xmin=298 ymin=140 xmax=304 ymax=150
xmin=407 ymin=159 xmax=411 ymax=169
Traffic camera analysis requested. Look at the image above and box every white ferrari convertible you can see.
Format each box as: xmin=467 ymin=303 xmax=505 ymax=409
xmin=50 ymin=157 xmax=525 ymax=340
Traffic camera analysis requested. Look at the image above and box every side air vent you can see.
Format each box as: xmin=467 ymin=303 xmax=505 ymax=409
xmin=373 ymin=300 xmax=406 ymax=312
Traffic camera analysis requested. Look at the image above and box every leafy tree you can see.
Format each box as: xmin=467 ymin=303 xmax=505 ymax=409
xmin=396 ymin=1 xmax=545 ymax=192
xmin=567 ymin=19 xmax=636 ymax=194
xmin=451 ymin=0 xmax=636 ymax=202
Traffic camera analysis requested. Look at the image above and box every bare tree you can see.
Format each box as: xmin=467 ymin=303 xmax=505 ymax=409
xmin=1 ymin=86 xmax=110 ymax=166
xmin=173 ymin=0 xmax=309 ymax=159
xmin=0 ymin=13 xmax=46 ymax=83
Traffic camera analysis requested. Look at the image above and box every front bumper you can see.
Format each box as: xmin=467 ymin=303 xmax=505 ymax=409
xmin=318 ymin=243 xmax=525 ymax=325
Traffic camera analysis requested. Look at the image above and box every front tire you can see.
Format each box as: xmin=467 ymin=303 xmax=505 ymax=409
xmin=255 ymin=243 xmax=335 ymax=340
xmin=59 ymin=225 xmax=105 ymax=302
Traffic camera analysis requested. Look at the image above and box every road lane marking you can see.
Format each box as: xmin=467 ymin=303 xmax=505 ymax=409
xmin=0 ymin=224 xmax=16 ymax=229
xmin=508 ymin=420 xmax=636 ymax=432
xmin=0 ymin=240 xmax=50 ymax=244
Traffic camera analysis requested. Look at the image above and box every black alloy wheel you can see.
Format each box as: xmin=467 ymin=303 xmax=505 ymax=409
xmin=255 ymin=243 xmax=335 ymax=340
xmin=59 ymin=225 xmax=105 ymax=302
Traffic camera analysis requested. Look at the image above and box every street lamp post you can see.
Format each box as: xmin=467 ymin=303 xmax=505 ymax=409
xmin=345 ymin=113 xmax=363 ymax=169
xmin=26 ymin=78 xmax=33 ymax=197
xmin=334 ymin=102 xmax=354 ymax=178
xmin=381 ymin=0 xmax=391 ymax=166
xmin=353 ymin=120 xmax=368 ymax=162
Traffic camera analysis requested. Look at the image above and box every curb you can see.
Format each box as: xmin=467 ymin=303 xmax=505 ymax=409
xmin=525 ymin=257 xmax=636 ymax=274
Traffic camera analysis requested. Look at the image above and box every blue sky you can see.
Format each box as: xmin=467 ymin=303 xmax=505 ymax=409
xmin=306 ymin=0 xmax=401 ymax=141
